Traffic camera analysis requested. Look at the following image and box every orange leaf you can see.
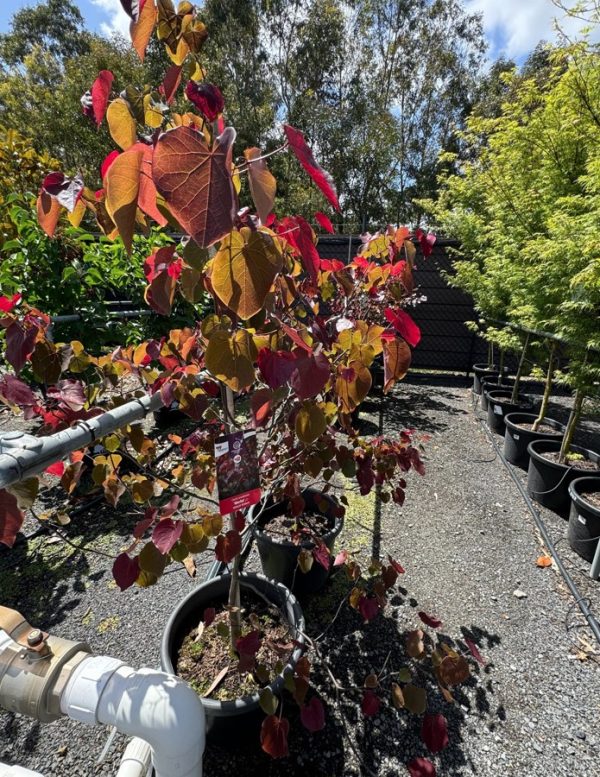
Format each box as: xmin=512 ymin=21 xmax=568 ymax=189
xmin=536 ymin=555 xmax=552 ymax=568
xmin=130 ymin=0 xmax=156 ymax=61
xmin=244 ymin=146 xmax=276 ymax=224
xmin=383 ymin=337 xmax=411 ymax=393
xmin=138 ymin=143 xmax=168 ymax=227
xmin=153 ymin=125 xmax=237 ymax=248
xmin=37 ymin=190 xmax=60 ymax=237
xmin=105 ymin=147 xmax=144 ymax=253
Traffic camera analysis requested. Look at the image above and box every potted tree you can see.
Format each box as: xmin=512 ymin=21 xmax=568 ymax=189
xmin=0 ymin=2 xmax=439 ymax=758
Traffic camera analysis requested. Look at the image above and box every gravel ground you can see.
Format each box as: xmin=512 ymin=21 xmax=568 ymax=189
xmin=1 ymin=374 xmax=599 ymax=776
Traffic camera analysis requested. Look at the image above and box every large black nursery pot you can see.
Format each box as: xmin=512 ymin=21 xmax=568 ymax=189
xmin=161 ymin=573 xmax=305 ymax=741
xmin=472 ymin=363 xmax=509 ymax=395
xmin=527 ymin=439 xmax=600 ymax=516
xmin=568 ymin=477 xmax=600 ymax=563
xmin=480 ymin=378 xmax=514 ymax=412
xmin=504 ymin=412 xmax=565 ymax=469
xmin=251 ymin=488 xmax=343 ymax=596
xmin=486 ymin=389 xmax=534 ymax=435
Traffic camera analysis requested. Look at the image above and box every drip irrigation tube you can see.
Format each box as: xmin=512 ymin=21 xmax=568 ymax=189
xmin=473 ymin=406 xmax=600 ymax=645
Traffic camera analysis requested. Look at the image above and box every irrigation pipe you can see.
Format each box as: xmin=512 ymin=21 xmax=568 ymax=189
xmin=473 ymin=404 xmax=600 ymax=645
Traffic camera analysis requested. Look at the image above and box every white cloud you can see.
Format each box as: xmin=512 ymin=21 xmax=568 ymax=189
xmin=465 ymin=0 xmax=598 ymax=59
xmin=89 ymin=0 xmax=131 ymax=38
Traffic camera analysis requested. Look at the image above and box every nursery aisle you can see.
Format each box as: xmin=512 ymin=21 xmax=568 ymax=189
xmin=1 ymin=374 xmax=599 ymax=776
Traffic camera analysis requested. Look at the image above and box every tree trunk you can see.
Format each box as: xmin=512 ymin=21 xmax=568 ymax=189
xmin=559 ymin=388 xmax=585 ymax=464
xmin=510 ymin=334 xmax=530 ymax=404
xmin=532 ymin=342 xmax=556 ymax=432
xmin=496 ymin=348 xmax=505 ymax=386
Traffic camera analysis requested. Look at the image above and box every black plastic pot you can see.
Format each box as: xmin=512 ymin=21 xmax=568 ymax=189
xmin=503 ymin=413 xmax=565 ymax=469
xmin=480 ymin=379 xmax=514 ymax=412
xmin=472 ymin=363 xmax=509 ymax=395
xmin=161 ymin=573 xmax=305 ymax=741
xmin=568 ymin=477 xmax=600 ymax=563
xmin=527 ymin=439 xmax=600 ymax=516
xmin=251 ymin=489 xmax=343 ymax=595
xmin=486 ymin=390 xmax=534 ymax=435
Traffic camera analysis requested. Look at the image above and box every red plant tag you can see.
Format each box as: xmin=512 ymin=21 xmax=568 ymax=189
xmin=214 ymin=430 xmax=261 ymax=515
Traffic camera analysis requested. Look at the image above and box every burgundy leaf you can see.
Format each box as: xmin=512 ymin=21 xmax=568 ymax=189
xmin=236 ymin=629 xmax=261 ymax=657
xmin=415 ymin=229 xmax=436 ymax=258
xmin=260 ymin=714 xmax=289 ymax=758
xmin=185 ymin=81 xmax=224 ymax=121
xmin=112 ymin=552 xmax=140 ymax=591
xmin=151 ymin=518 xmax=183 ymax=554
xmin=418 ymin=611 xmax=442 ymax=629
xmin=300 ymin=696 xmax=326 ymax=732
xmin=43 ymin=172 xmax=84 ymax=213
xmin=5 ymin=319 xmax=39 ymax=373
xmin=407 ymin=757 xmax=436 ymax=777
xmin=0 ymin=489 xmax=24 ymax=548
xmin=214 ymin=530 xmax=242 ymax=564
xmin=160 ymin=495 xmax=180 ymax=517
xmin=465 ymin=638 xmax=486 ymax=666
xmin=47 ymin=379 xmax=86 ymax=411
xmin=0 ymin=375 xmax=37 ymax=407
xmin=388 ymin=554 xmax=405 ymax=575
xmin=161 ymin=65 xmax=182 ymax=104
xmin=361 ymin=689 xmax=381 ymax=717
xmin=315 ymin=211 xmax=335 ymax=233
xmin=133 ymin=515 xmax=154 ymax=539
xmin=91 ymin=70 xmax=114 ymax=126
xmin=421 ymin=713 xmax=449 ymax=753
xmin=284 ymin=125 xmax=340 ymax=212
xmin=359 ymin=596 xmax=380 ymax=622
xmin=203 ymin=607 xmax=216 ymax=627
xmin=312 ymin=542 xmax=330 ymax=571
xmin=289 ymin=350 xmax=330 ymax=400
xmin=384 ymin=308 xmax=421 ymax=348
xmin=257 ymin=348 xmax=297 ymax=390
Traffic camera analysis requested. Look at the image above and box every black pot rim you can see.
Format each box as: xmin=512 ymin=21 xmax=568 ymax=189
xmin=161 ymin=572 xmax=305 ymax=713
xmin=504 ymin=413 xmax=565 ymax=434
xmin=527 ymin=439 xmax=599 ymax=472
xmin=568 ymin=476 xmax=600 ymax=513
xmin=251 ymin=488 xmax=343 ymax=550
xmin=486 ymin=390 xmax=533 ymax=407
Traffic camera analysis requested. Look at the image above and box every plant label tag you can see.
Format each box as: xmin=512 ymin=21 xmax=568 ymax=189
xmin=513 ymin=433 xmax=520 ymax=440
xmin=493 ymin=405 xmax=503 ymax=415
xmin=578 ymin=514 xmax=587 ymax=525
xmin=215 ymin=430 xmax=261 ymax=515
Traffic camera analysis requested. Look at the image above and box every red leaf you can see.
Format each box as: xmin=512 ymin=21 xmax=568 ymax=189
xmin=101 ymin=150 xmax=120 ymax=181
xmin=47 ymin=379 xmax=86 ymax=411
xmin=152 ymin=518 xmax=183 ymax=554
xmin=334 ymin=550 xmax=348 ymax=567
xmin=0 ymin=489 xmax=24 ymax=548
xmin=45 ymin=461 xmax=65 ymax=477
xmin=407 ymin=757 xmax=436 ymax=777
xmin=112 ymin=552 xmax=140 ymax=591
xmin=236 ymin=629 xmax=261 ymax=656
xmin=415 ymin=229 xmax=436 ymax=259
xmin=185 ymin=81 xmax=224 ymax=121
xmin=260 ymin=714 xmax=289 ymax=758
xmin=290 ymin=350 xmax=330 ymax=400
xmin=314 ymin=211 xmax=335 ymax=233
xmin=418 ymin=611 xmax=442 ymax=629
xmin=257 ymin=348 xmax=297 ymax=390
xmin=359 ymin=596 xmax=380 ymax=622
xmin=280 ymin=215 xmax=321 ymax=284
xmin=388 ymin=554 xmax=405 ymax=575
xmin=137 ymin=142 xmax=168 ymax=227
xmin=284 ymin=124 xmax=340 ymax=212
xmin=250 ymin=388 xmax=273 ymax=428
xmin=233 ymin=511 xmax=246 ymax=533
xmin=384 ymin=308 xmax=421 ymax=348
xmin=215 ymin=530 xmax=241 ymax=564
xmin=312 ymin=542 xmax=330 ymax=571
xmin=300 ymin=696 xmax=326 ymax=732
xmin=160 ymin=494 xmax=180 ymax=518
xmin=161 ymin=65 xmax=182 ymax=104
xmin=203 ymin=607 xmax=216 ymax=627
xmin=133 ymin=514 xmax=155 ymax=539
xmin=0 ymin=375 xmax=37 ymax=406
xmin=0 ymin=293 xmax=21 ymax=312
xmin=421 ymin=713 xmax=448 ymax=753
xmin=361 ymin=689 xmax=380 ymax=717
xmin=91 ymin=70 xmax=114 ymax=126
xmin=465 ymin=638 xmax=486 ymax=666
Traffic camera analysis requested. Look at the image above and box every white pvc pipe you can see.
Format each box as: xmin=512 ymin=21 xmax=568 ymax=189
xmin=115 ymin=738 xmax=152 ymax=777
xmin=61 ymin=655 xmax=205 ymax=777
xmin=0 ymin=392 xmax=164 ymax=490
xmin=0 ymin=764 xmax=44 ymax=777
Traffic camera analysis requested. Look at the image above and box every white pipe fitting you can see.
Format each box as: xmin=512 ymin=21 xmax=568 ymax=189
xmin=61 ymin=656 xmax=205 ymax=777
xmin=115 ymin=738 xmax=152 ymax=777
xmin=0 ymin=764 xmax=44 ymax=777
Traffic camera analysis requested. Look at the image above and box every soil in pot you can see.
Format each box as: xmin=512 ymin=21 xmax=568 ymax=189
xmin=176 ymin=589 xmax=294 ymax=702
xmin=527 ymin=440 xmax=600 ymax=516
xmin=481 ymin=381 xmax=513 ymax=411
xmin=503 ymin=412 xmax=565 ymax=469
xmin=486 ymin=390 xmax=533 ymax=435
xmin=568 ymin=478 xmax=600 ymax=563
xmin=253 ymin=490 xmax=343 ymax=595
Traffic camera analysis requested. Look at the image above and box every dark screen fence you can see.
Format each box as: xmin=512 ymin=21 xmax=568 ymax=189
xmin=316 ymin=235 xmax=486 ymax=374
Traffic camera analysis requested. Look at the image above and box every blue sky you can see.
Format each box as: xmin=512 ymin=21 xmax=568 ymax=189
xmin=0 ymin=0 xmax=596 ymax=65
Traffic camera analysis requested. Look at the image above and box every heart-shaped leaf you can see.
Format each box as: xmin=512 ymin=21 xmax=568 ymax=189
xmin=244 ymin=147 xmax=276 ymax=224
xmin=130 ymin=0 xmax=156 ymax=61
xmin=403 ymin=684 xmax=427 ymax=715
xmin=383 ymin=336 xmax=411 ymax=393
xmin=421 ymin=713 xmax=448 ymax=753
xmin=153 ymin=125 xmax=237 ymax=248
xmin=295 ymin=401 xmax=327 ymax=445
xmin=205 ymin=330 xmax=256 ymax=391
xmin=112 ymin=552 xmax=140 ymax=591
xmin=91 ymin=70 xmax=114 ymax=125
xmin=407 ymin=757 xmax=436 ymax=777
xmin=385 ymin=307 xmax=421 ymax=348
xmin=152 ymin=518 xmax=183 ymax=554
xmin=105 ymin=146 xmax=144 ymax=253
xmin=107 ymin=97 xmax=138 ymax=150
xmin=214 ymin=529 xmax=242 ymax=564
xmin=260 ymin=714 xmax=289 ymax=758
xmin=300 ymin=696 xmax=326 ymax=732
